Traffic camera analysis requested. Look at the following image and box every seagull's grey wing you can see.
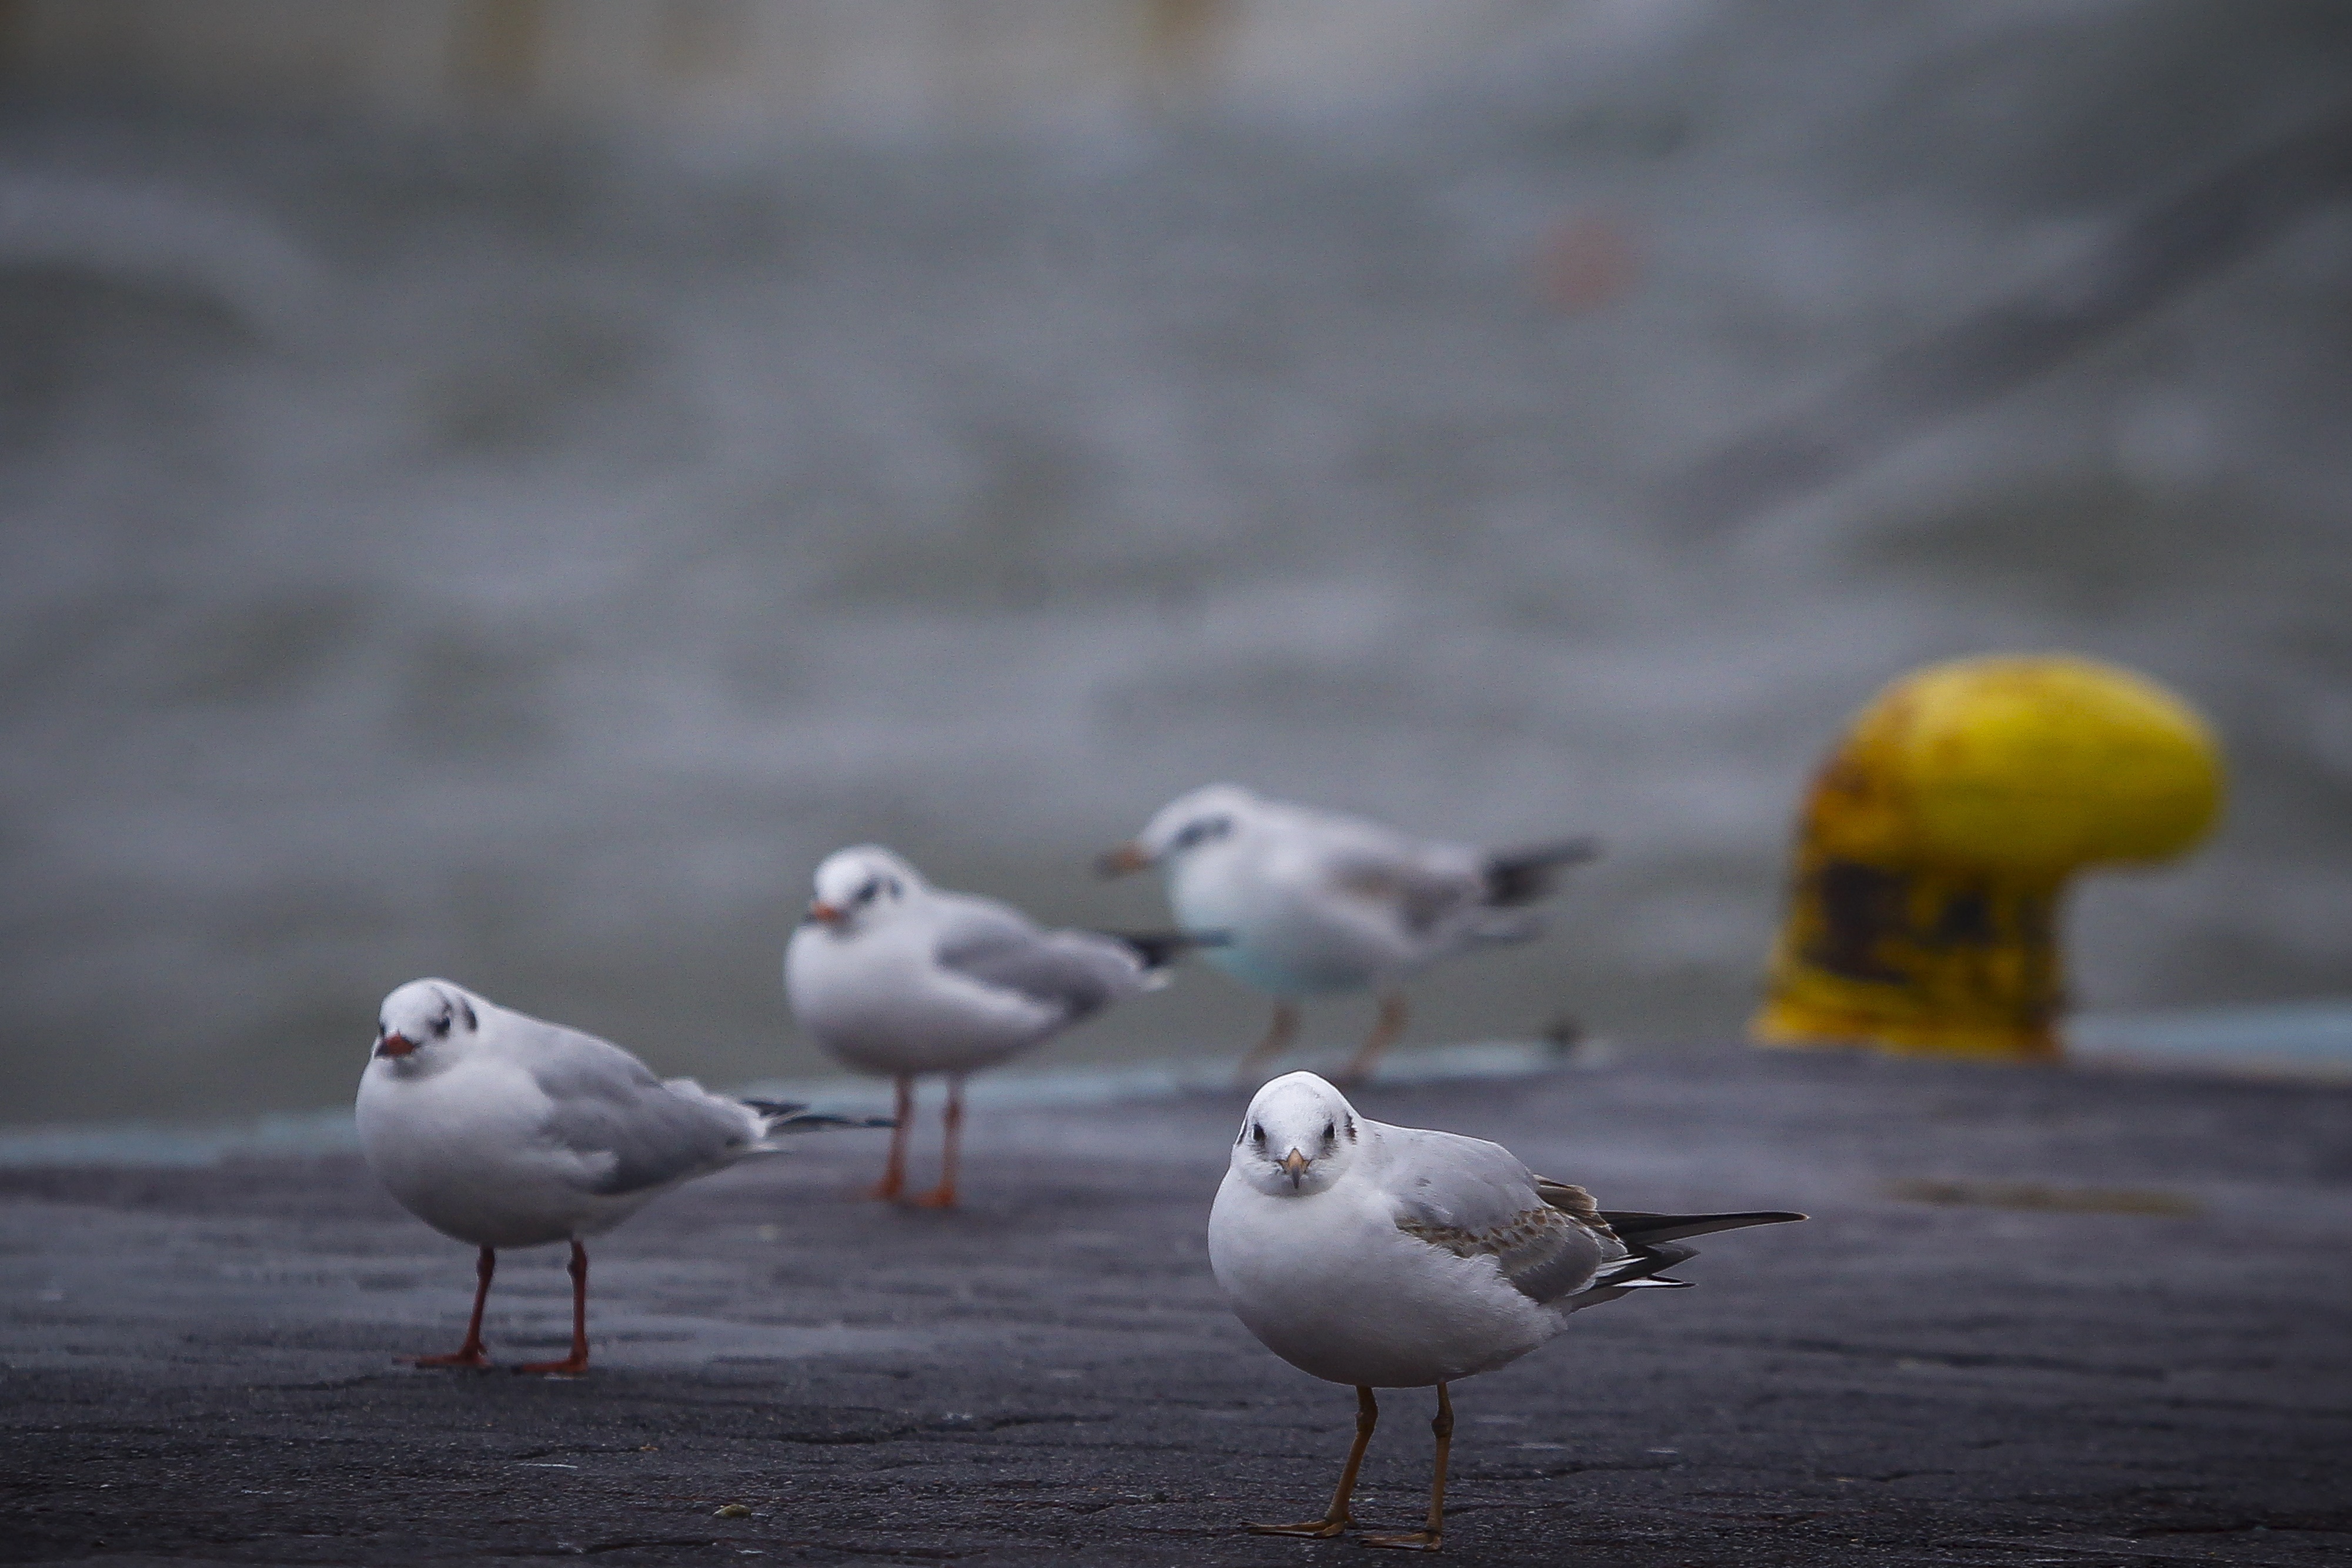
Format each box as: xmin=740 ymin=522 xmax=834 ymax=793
xmin=1382 ymin=1126 xmax=1613 ymax=1305
xmin=1317 ymin=827 xmax=1489 ymax=938
xmin=520 ymin=1024 xmax=758 ymax=1196
xmin=934 ymin=902 xmax=1145 ymax=1025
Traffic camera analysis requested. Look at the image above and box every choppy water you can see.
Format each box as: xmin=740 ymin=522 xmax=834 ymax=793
xmin=4 ymin=3 xmax=2349 ymax=1125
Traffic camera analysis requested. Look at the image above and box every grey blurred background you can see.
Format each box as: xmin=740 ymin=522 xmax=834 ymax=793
xmin=2 ymin=0 xmax=2348 ymax=1125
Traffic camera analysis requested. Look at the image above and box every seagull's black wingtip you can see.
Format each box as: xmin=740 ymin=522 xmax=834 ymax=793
xmin=1099 ymin=928 xmax=1232 ymax=969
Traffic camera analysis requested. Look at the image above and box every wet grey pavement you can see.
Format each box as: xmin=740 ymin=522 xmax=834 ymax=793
xmin=2 ymin=1046 xmax=2348 ymax=1566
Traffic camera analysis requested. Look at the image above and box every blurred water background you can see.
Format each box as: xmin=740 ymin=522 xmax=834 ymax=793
xmin=3 ymin=0 xmax=2348 ymax=1126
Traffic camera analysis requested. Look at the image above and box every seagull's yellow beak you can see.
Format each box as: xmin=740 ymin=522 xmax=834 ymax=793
xmin=375 ymin=1032 xmax=417 ymax=1059
xmin=807 ymin=900 xmax=846 ymax=926
xmin=1095 ymin=841 xmax=1152 ymax=877
xmin=1280 ymin=1148 xmax=1311 ymax=1185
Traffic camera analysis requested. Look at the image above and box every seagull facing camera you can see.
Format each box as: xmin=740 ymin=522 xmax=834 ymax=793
xmin=1207 ymin=1071 xmax=1803 ymax=1550
xmin=1234 ymin=1082 xmax=1361 ymax=1198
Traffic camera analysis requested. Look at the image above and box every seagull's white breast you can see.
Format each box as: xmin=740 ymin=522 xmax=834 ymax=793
xmin=1207 ymin=1165 xmax=1563 ymax=1389
xmin=784 ymin=912 xmax=1063 ymax=1076
xmin=356 ymin=1051 xmax=637 ymax=1250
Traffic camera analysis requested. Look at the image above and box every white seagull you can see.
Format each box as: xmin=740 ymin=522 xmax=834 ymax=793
xmin=1101 ymin=785 xmax=1595 ymax=1081
xmin=784 ymin=844 xmax=1210 ymax=1207
xmin=1208 ymin=1072 xmax=1802 ymax=1550
xmin=356 ymin=977 xmax=884 ymax=1374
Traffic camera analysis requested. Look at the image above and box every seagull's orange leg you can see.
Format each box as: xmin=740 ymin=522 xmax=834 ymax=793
xmin=415 ymin=1246 xmax=496 ymax=1368
xmin=871 ymin=1075 xmax=913 ymax=1200
xmin=516 ymin=1241 xmax=592 ymax=1376
xmin=911 ymin=1075 xmax=964 ymax=1209
xmin=1251 ymin=1385 xmax=1377 ymax=1538
xmin=1235 ymin=1002 xmax=1301 ymax=1084
xmin=1364 ymin=1382 xmax=1451 ymax=1550
xmin=1339 ymin=991 xmax=1409 ymax=1084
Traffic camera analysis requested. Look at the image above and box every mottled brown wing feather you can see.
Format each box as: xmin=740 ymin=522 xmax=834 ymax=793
xmin=1532 ymin=1176 xmax=1605 ymax=1226
xmin=1396 ymin=1202 xmax=1610 ymax=1305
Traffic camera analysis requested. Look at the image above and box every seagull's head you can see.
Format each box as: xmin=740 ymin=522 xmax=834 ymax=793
xmin=1232 ymin=1071 xmax=1361 ymax=1198
xmin=805 ymin=844 xmax=924 ymax=935
xmin=1098 ymin=783 xmax=1259 ymax=877
xmin=374 ymin=978 xmax=482 ymax=1067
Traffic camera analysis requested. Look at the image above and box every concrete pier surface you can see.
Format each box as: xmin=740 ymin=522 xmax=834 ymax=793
xmin=3 ymin=1047 xmax=2347 ymax=1566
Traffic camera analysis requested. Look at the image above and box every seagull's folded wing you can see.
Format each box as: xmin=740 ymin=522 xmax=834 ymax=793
xmin=1385 ymin=1127 xmax=1616 ymax=1305
xmin=934 ymin=901 xmax=1151 ymax=1023
xmin=522 ymin=1026 xmax=761 ymax=1195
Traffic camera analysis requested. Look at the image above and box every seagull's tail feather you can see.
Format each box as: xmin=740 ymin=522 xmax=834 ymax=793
xmin=1596 ymin=1239 xmax=1696 ymax=1285
xmin=1558 ymin=1206 xmax=1804 ymax=1312
xmin=1567 ymin=1240 xmax=1699 ymax=1312
xmin=1483 ymin=837 xmax=1600 ymax=907
xmin=1599 ymin=1209 xmax=1809 ymax=1244
xmin=740 ymin=1098 xmax=896 ymax=1137
xmin=1095 ymin=928 xmax=1232 ymax=972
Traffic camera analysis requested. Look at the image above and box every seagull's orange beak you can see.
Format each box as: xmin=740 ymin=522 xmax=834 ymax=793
xmin=1096 ymin=841 xmax=1151 ymax=877
xmin=1280 ymin=1148 xmax=1311 ymax=1186
xmin=807 ymin=900 xmax=846 ymax=927
xmin=375 ymin=1032 xmax=417 ymax=1059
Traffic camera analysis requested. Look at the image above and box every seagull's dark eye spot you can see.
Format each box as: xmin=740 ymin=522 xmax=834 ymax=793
xmin=1250 ymin=1122 xmax=1265 ymax=1146
xmin=854 ymin=879 xmax=879 ymax=905
xmin=1174 ymin=814 xmax=1232 ymax=851
xmin=430 ymin=1014 xmax=450 ymax=1039
xmin=1321 ymin=1120 xmax=1336 ymax=1147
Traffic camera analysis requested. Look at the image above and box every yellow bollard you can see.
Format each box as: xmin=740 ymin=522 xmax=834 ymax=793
xmin=1750 ymin=654 xmax=2223 ymax=1061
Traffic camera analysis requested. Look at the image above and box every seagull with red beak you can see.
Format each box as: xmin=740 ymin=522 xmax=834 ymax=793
xmin=357 ymin=978 xmax=884 ymax=1373
xmin=785 ymin=845 xmax=1214 ymax=1207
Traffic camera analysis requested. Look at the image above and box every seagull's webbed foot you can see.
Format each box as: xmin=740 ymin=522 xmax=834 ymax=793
xmin=871 ymin=1075 xmax=914 ymax=1201
xmin=1247 ymin=1516 xmax=1349 ymax=1539
xmin=1247 ymin=1386 xmax=1379 ymax=1540
xmin=1360 ymin=1529 xmax=1442 ymax=1551
xmin=513 ymin=1241 xmax=591 ymax=1375
xmin=416 ymin=1247 xmax=497 ymax=1368
xmin=1361 ymin=1382 xmax=1452 ymax=1550
xmin=903 ymin=1077 xmax=964 ymax=1209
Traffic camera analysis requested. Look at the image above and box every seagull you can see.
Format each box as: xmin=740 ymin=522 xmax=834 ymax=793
xmin=784 ymin=844 xmax=1211 ymax=1208
xmin=1208 ymin=1071 xmax=1802 ymax=1550
xmin=1100 ymin=784 xmax=1595 ymax=1082
xmin=356 ymin=978 xmax=884 ymax=1374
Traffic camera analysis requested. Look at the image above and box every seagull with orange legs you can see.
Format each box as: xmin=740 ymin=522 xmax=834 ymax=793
xmin=1209 ymin=1072 xmax=1802 ymax=1550
xmin=1101 ymin=785 xmax=1595 ymax=1084
xmin=785 ymin=845 xmax=1208 ymax=1207
xmin=356 ymin=978 xmax=884 ymax=1373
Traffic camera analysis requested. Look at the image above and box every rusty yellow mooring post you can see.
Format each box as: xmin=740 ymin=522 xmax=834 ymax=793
xmin=1751 ymin=654 xmax=2223 ymax=1061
